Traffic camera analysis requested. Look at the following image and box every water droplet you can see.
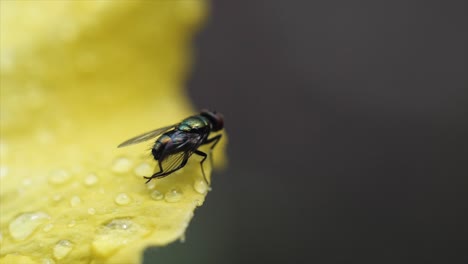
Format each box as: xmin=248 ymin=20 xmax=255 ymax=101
xmin=134 ymin=162 xmax=152 ymax=177
xmin=70 ymin=196 xmax=81 ymax=207
xmin=146 ymin=180 xmax=157 ymax=190
xmin=193 ymin=179 xmax=208 ymax=194
xmin=194 ymin=199 xmax=203 ymax=206
xmin=92 ymin=218 xmax=148 ymax=257
xmin=84 ymin=173 xmax=98 ymax=186
xmin=67 ymin=220 xmax=76 ymax=227
xmin=53 ymin=240 xmax=73 ymax=260
xmin=0 ymin=232 xmax=3 ymax=243
xmin=111 ymin=157 xmax=132 ymax=173
xmin=48 ymin=170 xmax=71 ymax=185
xmin=114 ymin=193 xmax=131 ymax=205
xmin=9 ymin=212 xmax=50 ymax=240
xmin=43 ymin=223 xmax=54 ymax=232
xmin=0 ymin=166 xmax=8 ymax=179
xmin=88 ymin=208 xmax=96 ymax=215
xmin=150 ymin=190 xmax=164 ymax=200
xmin=42 ymin=258 xmax=55 ymax=264
xmin=165 ymin=188 xmax=183 ymax=203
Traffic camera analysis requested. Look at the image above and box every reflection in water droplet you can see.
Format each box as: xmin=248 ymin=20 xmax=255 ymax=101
xmin=111 ymin=157 xmax=132 ymax=173
xmin=193 ymin=179 xmax=208 ymax=194
xmin=53 ymin=240 xmax=73 ymax=260
xmin=106 ymin=219 xmax=131 ymax=230
xmin=165 ymin=188 xmax=183 ymax=203
xmin=114 ymin=193 xmax=131 ymax=205
xmin=134 ymin=162 xmax=152 ymax=177
xmin=150 ymin=190 xmax=164 ymax=200
xmin=92 ymin=218 xmax=148 ymax=257
xmin=49 ymin=170 xmax=71 ymax=185
xmin=70 ymin=196 xmax=81 ymax=207
xmin=88 ymin=208 xmax=96 ymax=215
xmin=84 ymin=173 xmax=98 ymax=186
xmin=43 ymin=223 xmax=54 ymax=232
xmin=0 ymin=232 xmax=3 ymax=243
xmin=9 ymin=212 xmax=50 ymax=240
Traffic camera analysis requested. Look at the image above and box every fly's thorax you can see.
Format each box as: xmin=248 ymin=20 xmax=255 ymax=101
xmin=178 ymin=116 xmax=211 ymax=132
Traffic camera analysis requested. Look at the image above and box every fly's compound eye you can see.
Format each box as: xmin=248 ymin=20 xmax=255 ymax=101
xmin=201 ymin=110 xmax=224 ymax=131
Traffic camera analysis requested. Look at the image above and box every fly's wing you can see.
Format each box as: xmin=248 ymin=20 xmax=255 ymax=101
xmin=159 ymin=133 xmax=204 ymax=173
xmin=159 ymin=151 xmax=192 ymax=174
xmin=117 ymin=125 xmax=176 ymax=148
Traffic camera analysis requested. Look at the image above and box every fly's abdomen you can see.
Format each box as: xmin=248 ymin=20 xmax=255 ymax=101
xmin=152 ymin=135 xmax=172 ymax=160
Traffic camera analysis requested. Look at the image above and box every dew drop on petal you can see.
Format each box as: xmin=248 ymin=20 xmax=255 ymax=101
xmin=48 ymin=170 xmax=71 ymax=185
xmin=146 ymin=180 xmax=157 ymax=190
xmin=92 ymin=218 xmax=148 ymax=257
xmin=42 ymin=258 xmax=56 ymax=264
xmin=179 ymin=233 xmax=186 ymax=243
xmin=69 ymin=196 xmax=81 ymax=207
xmin=111 ymin=157 xmax=132 ymax=173
xmin=193 ymin=179 xmax=208 ymax=194
xmin=150 ymin=190 xmax=164 ymax=200
xmin=9 ymin=212 xmax=50 ymax=240
xmin=84 ymin=173 xmax=98 ymax=186
xmin=53 ymin=240 xmax=73 ymax=260
xmin=134 ymin=162 xmax=152 ymax=177
xmin=88 ymin=208 xmax=96 ymax=215
xmin=194 ymin=198 xmax=203 ymax=206
xmin=165 ymin=188 xmax=183 ymax=203
xmin=114 ymin=193 xmax=131 ymax=205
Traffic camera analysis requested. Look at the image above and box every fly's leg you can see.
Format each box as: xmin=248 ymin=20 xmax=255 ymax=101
xmin=202 ymin=134 xmax=222 ymax=150
xmin=144 ymin=154 xmax=189 ymax=184
xmin=144 ymin=160 xmax=164 ymax=183
xmin=193 ymin=150 xmax=209 ymax=185
xmin=201 ymin=134 xmax=222 ymax=169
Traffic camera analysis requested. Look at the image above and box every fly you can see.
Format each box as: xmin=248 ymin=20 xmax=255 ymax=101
xmin=117 ymin=110 xmax=224 ymax=184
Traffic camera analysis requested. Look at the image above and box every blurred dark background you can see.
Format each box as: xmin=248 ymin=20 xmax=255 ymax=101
xmin=146 ymin=1 xmax=468 ymax=263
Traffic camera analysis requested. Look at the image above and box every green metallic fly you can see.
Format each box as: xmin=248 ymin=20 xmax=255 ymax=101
xmin=118 ymin=110 xmax=224 ymax=184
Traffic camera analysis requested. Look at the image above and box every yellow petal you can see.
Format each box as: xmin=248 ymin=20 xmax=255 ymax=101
xmin=0 ymin=1 xmax=226 ymax=264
